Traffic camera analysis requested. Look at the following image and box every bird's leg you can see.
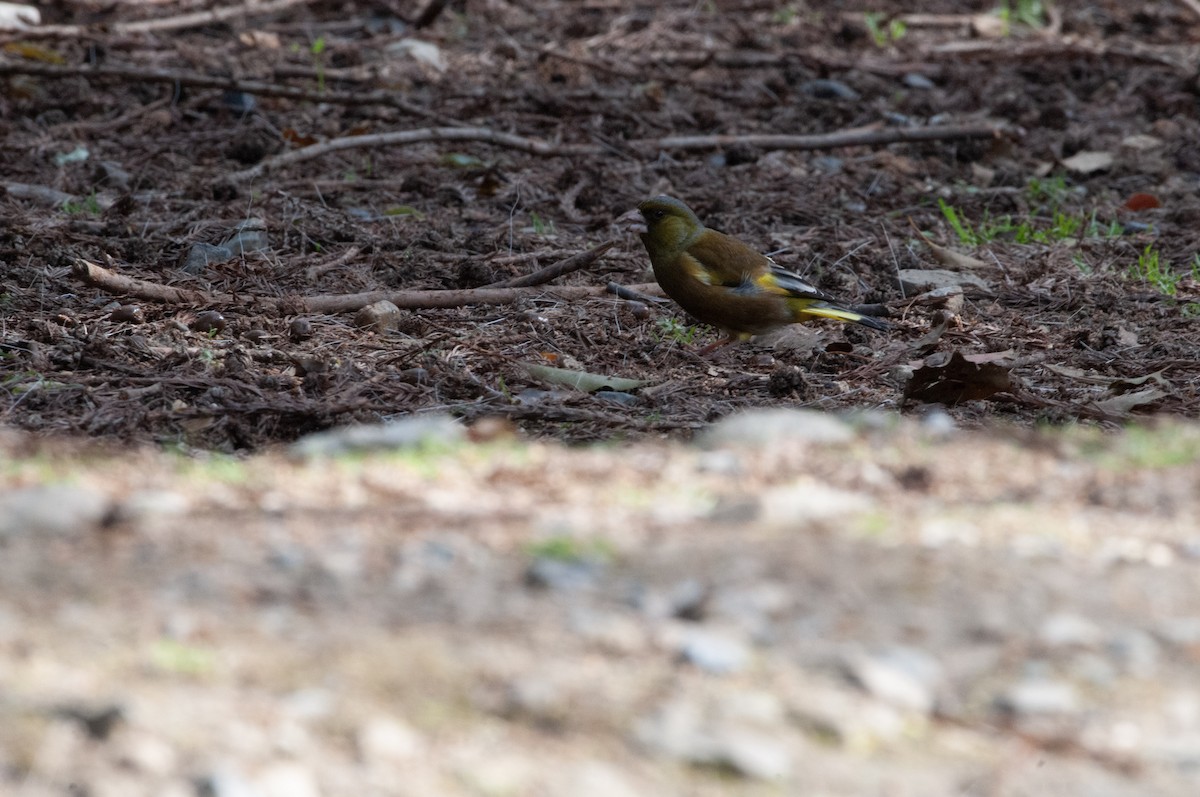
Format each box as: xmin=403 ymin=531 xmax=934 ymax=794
xmin=697 ymin=335 xmax=736 ymax=356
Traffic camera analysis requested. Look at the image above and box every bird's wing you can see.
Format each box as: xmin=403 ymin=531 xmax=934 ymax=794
xmin=682 ymin=229 xmax=774 ymax=287
xmin=755 ymin=261 xmax=837 ymax=302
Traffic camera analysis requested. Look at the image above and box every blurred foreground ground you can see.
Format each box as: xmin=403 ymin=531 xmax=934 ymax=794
xmin=3 ymin=412 xmax=1200 ymax=796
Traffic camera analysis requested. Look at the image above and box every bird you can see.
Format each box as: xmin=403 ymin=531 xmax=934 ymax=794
xmin=634 ymin=195 xmax=888 ymax=352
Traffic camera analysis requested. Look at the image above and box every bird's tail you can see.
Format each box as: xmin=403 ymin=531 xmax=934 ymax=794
xmin=800 ymin=302 xmax=890 ymax=331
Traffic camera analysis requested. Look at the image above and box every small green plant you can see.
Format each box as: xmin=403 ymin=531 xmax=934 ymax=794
xmin=1128 ymin=245 xmax=1180 ymax=296
xmin=150 ymin=639 xmax=216 ymax=677
xmin=526 ymin=534 xmax=614 ymax=563
xmin=1026 ymin=175 xmax=1070 ymax=207
xmin=938 ymin=198 xmax=980 ymax=245
xmin=310 ymin=36 xmax=327 ymax=92
xmin=996 ymin=0 xmax=1047 ymax=32
xmin=864 ymin=12 xmax=906 ymax=47
xmin=291 ymin=36 xmax=328 ymax=91
xmin=938 ymin=180 xmax=1120 ymax=248
xmin=530 ymin=212 xmax=555 ymax=236
xmin=61 ymin=192 xmax=101 ymax=216
xmin=1183 ymin=303 xmax=1200 ymax=318
xmin=773 ymin=4 xmax=799 ymax=24
xmin=655 ymin=317 xmax=699 ymax=345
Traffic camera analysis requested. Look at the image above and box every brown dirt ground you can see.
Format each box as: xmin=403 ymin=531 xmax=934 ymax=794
xmin=3 ymin=1 xmax=1200 ymax=795
xmin=2 ymin=0 xmax=1199 ymax=446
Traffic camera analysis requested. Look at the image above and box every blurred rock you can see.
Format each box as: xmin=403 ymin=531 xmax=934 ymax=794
xmin=679 ymin=629 xmax=751 ymax=675
xmin=996 ymin=678 xmax=1080 ymax=718
xmin=183 ymin=242 xmax=234 ymax=274
xmin=700 ymin=408 xmax=854 ymax=448
xmin=289 ymin=416 xmax=463 ymax=458
xmin=0 ymin=484 xmax=110 ymax=538
xmin=634 ymin=694 xmax=792 ymax=780
xmin=845 ymin=647 xmax=945 ymax=715
xmin=1038 ymin=612 xmax=1103 ymax=649
xmin=357 ymin=716 xmax=426 ymax=765
xmin=116 ymin=731 xmax=177 ymax=776
xmin=525 ymin=556 xmax=605 ymax=592
xmin=256 ymin=763 xmax=320 ymax=797
xmin=554 ymin=761 xmax=641 ymax=797
xmin=1108 ymin=629 xmax=1161 ymax=678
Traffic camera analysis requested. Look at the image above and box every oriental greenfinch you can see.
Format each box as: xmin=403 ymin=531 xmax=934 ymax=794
xmin=635 ymin=195 xmax=888 ymax=351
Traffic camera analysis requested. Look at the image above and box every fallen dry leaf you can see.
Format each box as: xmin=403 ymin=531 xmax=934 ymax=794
xmin=911 ymin=223 xmax=990 ymax=271
xmin=904 ymin=350 xmax=1012 ymax=405
xmin=1093 ymin=388 xmax=1165 ymax=416
xmin=1061 ymin=150 xmax=1114 ymax=174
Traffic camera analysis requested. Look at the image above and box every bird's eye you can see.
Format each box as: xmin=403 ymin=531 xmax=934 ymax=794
xmin=651 ymin=210 xmax=666 ymax=220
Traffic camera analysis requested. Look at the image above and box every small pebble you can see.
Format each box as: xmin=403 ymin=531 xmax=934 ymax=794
xmin=190 ymin=310 xmax=227 ymax=334
xmin=798 ymin=78 xmax=860 ymax=100
xmin=679 ymin=629 xmax=751 ymax=675
xmin=354 ymin=300 xmax=402 ymax=333
xmin=996 ymin=678 xmax=1079 ymax=718
xmin=288 ymin=318 xmax=313 ymax=341
xmin=903 ymin=73 xmax=936 ymax=90
xmin=243 ymin=328 xmax=271 ymax=343
xmin=182 ymin=242 xmax=233 ymax=274
xmin=625 ymin=301 xmax=650 ymax=319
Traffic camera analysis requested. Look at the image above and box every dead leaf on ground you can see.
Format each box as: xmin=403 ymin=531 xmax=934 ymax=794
xmin=1045 ymin=364 xmax=1169 ymax=392
xmin=1061 ymin=150 xmax=1114 ymax=174
xmin=1093 ymin=388 xmax=1166 ymax=416
xmin=1121 ymin=192 xmax=1162 ymax=211
xmin=904 ymin=350 xmax=1012 ymax=405
xmin=1109 ymin=370 xmax=1169 ymax=393
xmin=909 ymin=310 xmax=950 ymax=354
xmin=911 ymin=223 xmax=990 ymax=271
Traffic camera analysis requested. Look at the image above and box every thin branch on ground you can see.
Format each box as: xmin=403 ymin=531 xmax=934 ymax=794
xmin=228 ymin=122 xmax=1016 ymax=181
xmin=73 ymin=258 xmax=658 ymax=314
xmin=648 ymin=125 xmax=1014 ymax=152
xmin=306 ymin=246 xmax=362 ymax=282
xmin=929 ymin=38 xmax=1188 ymax=69
xmin=18 ymin=0 xmax=314 ymax=36
xmin=228 ymin=127 xmax=600 ymax=181
xmin=484 ymin=241 xmax=615 ymax=288
xmin=606 ymin=282 xmax=667 ymax=303
xmin=0 ymin=61 xmax=449 ymax=123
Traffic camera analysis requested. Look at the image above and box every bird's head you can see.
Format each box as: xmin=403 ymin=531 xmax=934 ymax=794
xmin=636 ymin=195 xmax=704 ymax=251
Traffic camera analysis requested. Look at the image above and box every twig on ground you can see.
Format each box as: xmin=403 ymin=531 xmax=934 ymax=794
xmin=72 ymin=258 xmax=659 ymax=314
xmin=228 ymin=127 xmax=598 ymax=181
xmin=0 ymin=61 xmax=449 ymax=123
xmin=647 ymin=125 xmax=1013 ymax=152
xmin=306 ymin=245 xmax=362 ymax=282
xmin=606 ymin=282 xmax=667 ymax=303
xmin=484 ymin=241 xmax=615 ymax=288
xmin=21 ymin=0 xmax=314 ymax=36
xmin=929 ymin=38 xmax=1187 ymax=69
xmin=228 ymin=122 xmax=1016 ymax=181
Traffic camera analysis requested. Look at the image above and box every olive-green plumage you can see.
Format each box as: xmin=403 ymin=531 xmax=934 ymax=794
xmin=636 ymin=196 xmax=888 ymax=347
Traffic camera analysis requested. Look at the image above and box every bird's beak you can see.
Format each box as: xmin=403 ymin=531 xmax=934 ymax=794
xmin=616 ymin=208 xmax=647 ymax=236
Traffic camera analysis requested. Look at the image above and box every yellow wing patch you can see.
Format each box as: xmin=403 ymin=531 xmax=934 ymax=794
xmin=678 ymin=252 xmax=715 ymax=285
